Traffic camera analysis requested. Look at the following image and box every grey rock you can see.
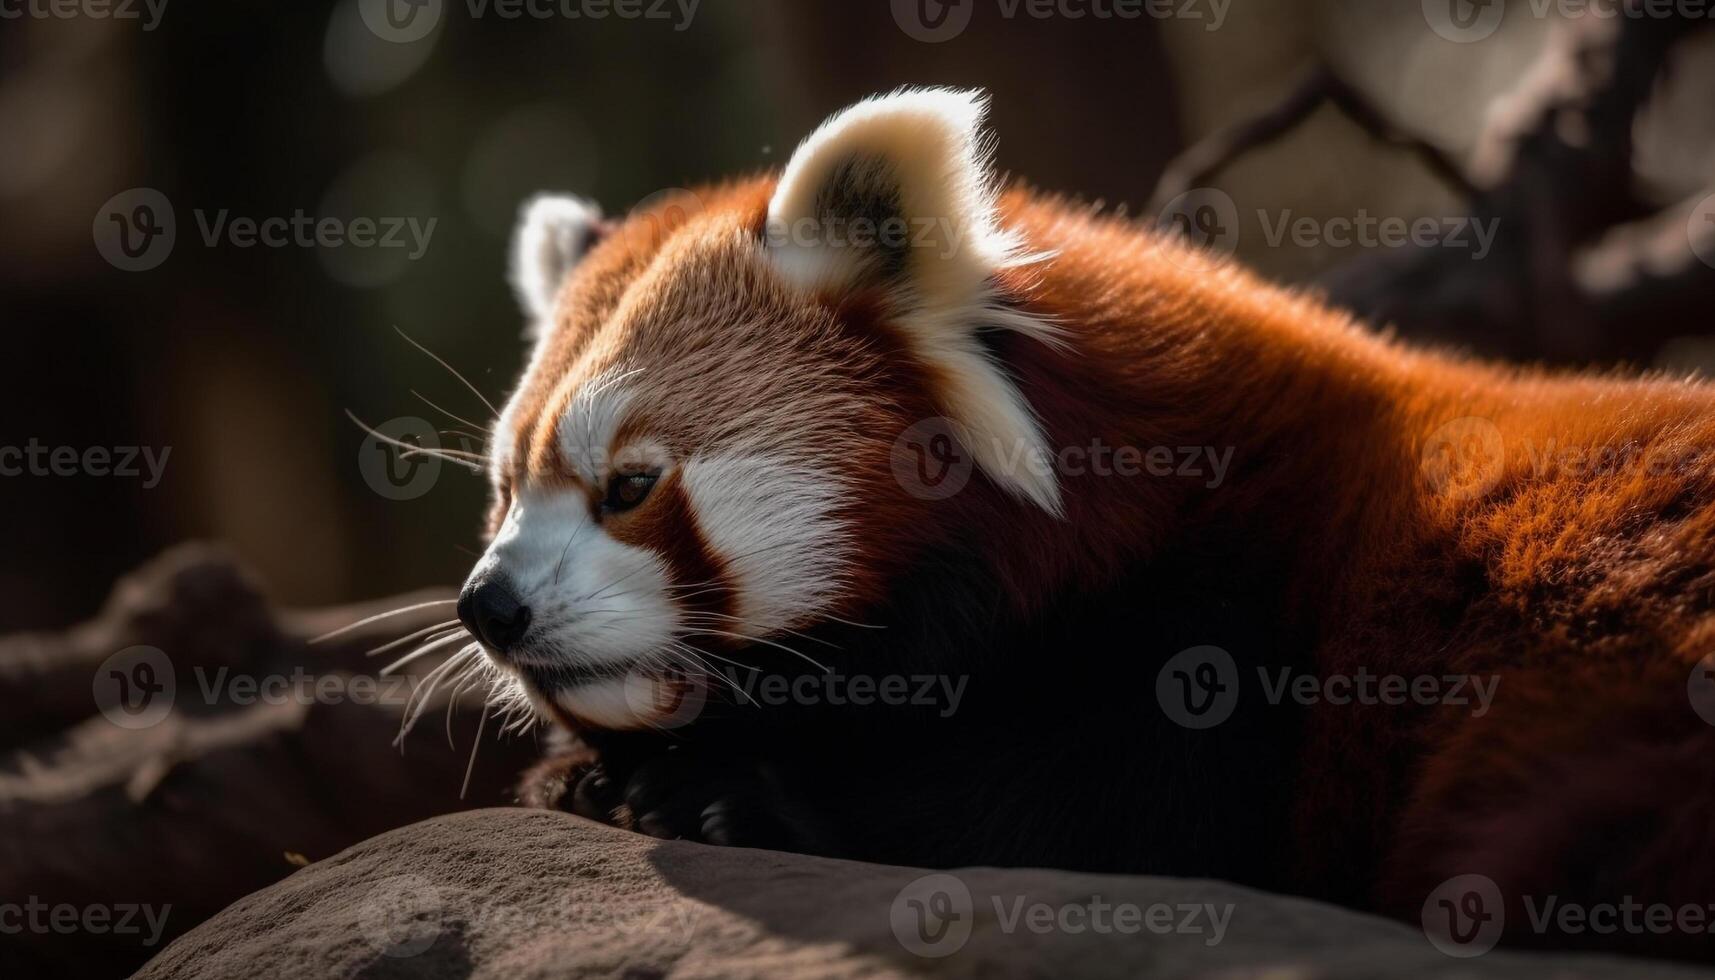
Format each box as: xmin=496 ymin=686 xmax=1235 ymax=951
xmin=139 ymin=808 xmax=1713 ymax=979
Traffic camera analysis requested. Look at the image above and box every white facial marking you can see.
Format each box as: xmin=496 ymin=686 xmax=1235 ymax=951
xmin=549 ymin=678 xmax=647 ymax=731
xmin=473 ymin=489 xmax=678 ymax=674
xmin=556 ymin=372 xmax=636 ymax=485
xmin=679 ymin=450 xmax=848 ymax=635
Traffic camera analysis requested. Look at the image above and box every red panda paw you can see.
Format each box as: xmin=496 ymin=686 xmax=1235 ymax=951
xmin=611 ymin=748 xmax=842 ymax=856
xmin=518 ymin=754 xmax=640 ymax=832
xmin=516 ymin=741 xmax=601 ymax=812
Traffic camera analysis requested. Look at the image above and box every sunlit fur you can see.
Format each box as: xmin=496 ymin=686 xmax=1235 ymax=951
xmin=417 ymin=88 xmax=1715 ymax=959
xmin=509 ymin=193 xmax=604 ymax=336
xmin=768 ymin=89 xmax=1065 ymax=515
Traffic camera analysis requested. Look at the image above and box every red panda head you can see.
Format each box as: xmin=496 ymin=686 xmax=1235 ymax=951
xmin=461 ymin=88 xmax=1065 ymax=731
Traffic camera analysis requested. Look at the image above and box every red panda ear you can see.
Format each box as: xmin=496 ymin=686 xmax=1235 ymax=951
xmin=766 ymin=88 xmax=1065 ymax=518
xmin=509 ymin=194 xmax=605 ymax=335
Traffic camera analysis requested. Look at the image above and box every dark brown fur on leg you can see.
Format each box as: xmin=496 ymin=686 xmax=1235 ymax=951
xmin=1382 ymin=663 xmax=1715 ymax=963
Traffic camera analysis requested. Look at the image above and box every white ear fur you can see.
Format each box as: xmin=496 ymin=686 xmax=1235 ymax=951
xmin=766 ymin=87 xmax=1064 ymax=517
xmin=509 ymin=194 xmax=604 ymax=330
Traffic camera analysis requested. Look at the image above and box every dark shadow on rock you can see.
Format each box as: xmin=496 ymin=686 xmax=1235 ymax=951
xmin=134 ymin=808 xmax=1715 ymax=979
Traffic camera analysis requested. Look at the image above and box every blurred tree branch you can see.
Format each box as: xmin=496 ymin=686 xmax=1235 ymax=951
xmin=1153 ymin=4 xmax=1715 ymax=365
xmin=1150 ymin=65 xmax=1479 ymax=214
xmin=0 ymin=545 xmax=530 ymax=978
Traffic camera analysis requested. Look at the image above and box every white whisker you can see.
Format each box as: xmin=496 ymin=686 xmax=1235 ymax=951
xmin=412 ymin=388 xmax=492 ymax=437
xmin=400 ymin=445 xmax=491 ymax=463
xmin=394 ymin=324 xmax=500 ymax=419
xmin=679 ymin=610 xmax=842 ymax=650
xmin=676 ymin=627 xmax=831 ymax=673
xmin=395 ymin=646 xmax=482 ymax=747
xmin=344 ymin=410 xmax=486 ymax=473
xmin=460 ymin=702 xmax=489 ymax=800
xmin=823 ymin=614 xmax=888 ymax=630
xmin=379 ymin=630 xmax=474 ymax=677
xmin=309 ymin=600 xmax=459 ymax=644
xmin=445 ymin=660 xmax=488 ymax=749
xmin=367 ymin=620 xmax=463 ymax=658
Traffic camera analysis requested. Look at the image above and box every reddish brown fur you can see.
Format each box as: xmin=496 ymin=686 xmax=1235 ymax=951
xmin=511 ymin=176 xmax=1715 ymax=956
xmin=994 ymin=188 xmax=1715 ymax=946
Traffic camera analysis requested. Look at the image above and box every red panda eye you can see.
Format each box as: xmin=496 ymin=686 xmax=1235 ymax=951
xmin=603 ymin=472 xmax=659 ymax=513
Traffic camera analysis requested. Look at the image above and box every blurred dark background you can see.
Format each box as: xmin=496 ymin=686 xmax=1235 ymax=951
xmin=4 ymin=2 xmax=1715 ymax=974
xmin=3 ymin=0 xmax=1713 ymax=631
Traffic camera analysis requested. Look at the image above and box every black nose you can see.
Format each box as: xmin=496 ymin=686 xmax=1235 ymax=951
xmin=458 ymin=574 xmax=532 ymax=654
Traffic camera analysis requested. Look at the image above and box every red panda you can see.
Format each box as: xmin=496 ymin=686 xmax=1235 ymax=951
xmin=445 ymin=88 xmax=1715 ymax=961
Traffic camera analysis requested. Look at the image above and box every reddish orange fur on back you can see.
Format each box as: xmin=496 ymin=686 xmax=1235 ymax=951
xmin=1000 ymin=189 xmax=1715 ymax=945
xmin=509 ymin=174 xmax=1715 ymax=949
